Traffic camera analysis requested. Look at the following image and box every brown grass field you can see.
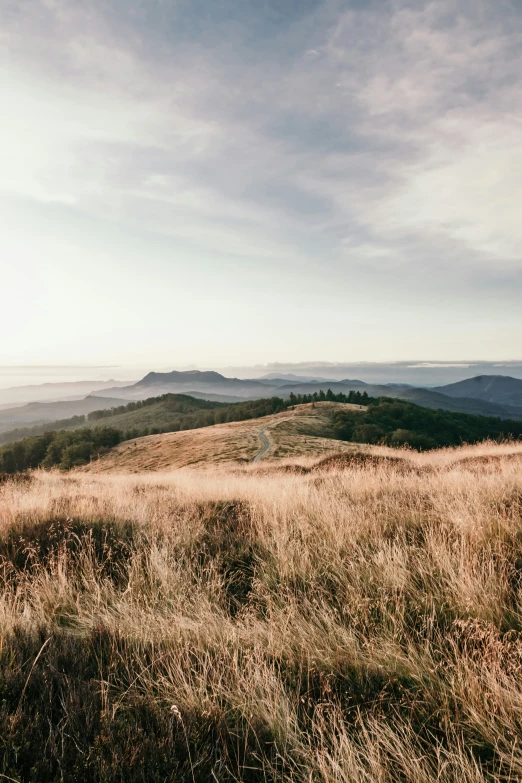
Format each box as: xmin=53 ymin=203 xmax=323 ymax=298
xmin=83 ymin=402 xmax=367 ymax=472
xmin=2 ymin=435 xmax=522 ymax=781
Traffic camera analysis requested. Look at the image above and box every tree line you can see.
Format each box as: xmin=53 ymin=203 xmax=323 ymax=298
xmin=287 ymin=389 xmax=373 ymax=405
xmin=0 ymin=427 xmax=122 ymax=473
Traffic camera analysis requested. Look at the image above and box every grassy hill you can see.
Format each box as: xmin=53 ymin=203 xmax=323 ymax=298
xmin=2 ymin=442 xmax=522 ymax=781
xmin=0 ymin=393 xmax=288 ymax=447
xmin=0 ymin=394 xmax=290 ymax=472
xmin=83 ymin=402 xmax=366 ymax=472
xmin=3 ymin=392 xmax=522 ymax=474
xmin=0 ymin=394 xmax=219 ymax=446
xmin=86 ymin=398 xmax=522 ymax=473
xmin=87 ymin=393 xmax=228 ymax=434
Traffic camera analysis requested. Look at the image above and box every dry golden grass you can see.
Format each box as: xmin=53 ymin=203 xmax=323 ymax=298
xmin=2 ymin=439 xmax=522 ymax=781
xmin=83 ymin=401 xmax=366 ymax=472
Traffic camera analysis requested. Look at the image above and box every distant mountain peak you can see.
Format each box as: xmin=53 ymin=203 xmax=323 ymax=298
xmin=434 ymin=374 xmax=522 ymax=409
xmin=135 ymin=370 xmax=228 ymax=386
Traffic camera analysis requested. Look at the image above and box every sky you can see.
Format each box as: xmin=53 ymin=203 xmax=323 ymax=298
xmin=1 ymin=0 xmax=521 ymax=369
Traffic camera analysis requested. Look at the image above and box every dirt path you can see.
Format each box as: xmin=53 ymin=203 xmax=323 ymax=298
xmin=253 ymin=428 xmax=270 ymax=463
xmin=252 ymin=415 xmax=294 ymax=463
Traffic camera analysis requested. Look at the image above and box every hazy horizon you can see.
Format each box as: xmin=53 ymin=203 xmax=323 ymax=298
xmin=3 ymin=359 xmax=522 ymax=394
xmin=2 ymin=0 xmax=522 ymax=366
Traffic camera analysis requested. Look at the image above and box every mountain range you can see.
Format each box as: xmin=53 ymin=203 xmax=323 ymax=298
xmin=0 ymin=396 xmax=127 ymax=434
xmin=433 ymin=375 xmax=522 ymax=408
xmin=1 ymin=370 xmax=522 ymax=436
xmin=0 ymin=379 xmax=133 ymax=407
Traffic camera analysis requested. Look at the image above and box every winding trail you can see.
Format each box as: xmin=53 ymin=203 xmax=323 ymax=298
xmin=253 ymin=428 xmax=271 ymax=463
xmin=252 ymin=415 xmax=295 ymax=463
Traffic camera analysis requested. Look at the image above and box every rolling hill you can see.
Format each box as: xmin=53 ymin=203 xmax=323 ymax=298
xmin=0 ymin=378 xmax=134 ymax=407
xmin=76 ymin=395 xmax=522 ymax=472
xmin=96 ymin=370 xmax=378 ymax=403
xmin=0 ymin=393 xmax=327 ymax=447
xmin=83 ymin=402 xmax=366 ymax=472
xmin=391 ymin=386 xmax=522 ymax=417
xmin=99 ymin=369 xmax=271 ymax=400
xmin=4 ymin=388 xmax=522 ymax=473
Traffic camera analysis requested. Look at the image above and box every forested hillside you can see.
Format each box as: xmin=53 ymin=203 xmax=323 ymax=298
xmin=0 ymin=395 xmax=289 ymax=472
xmin=332 ymin=399 xmax=522 ymax=449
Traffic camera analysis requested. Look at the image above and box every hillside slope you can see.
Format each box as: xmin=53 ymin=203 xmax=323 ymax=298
xmin=86 ymin=393 xmax=226 ymax=432
xmin=0 ymin=378 xmax=134 ymax=407
xmin=5 ymin=391 xmax=522 ymax=474
xmin=84 ymin=402 xmax=366 ymax=472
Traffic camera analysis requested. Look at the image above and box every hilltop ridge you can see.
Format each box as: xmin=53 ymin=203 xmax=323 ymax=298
xmin=136 ymin=370 xmax=230 ymax=386
xmin=83 ymin=401 xmax=365 ymax=472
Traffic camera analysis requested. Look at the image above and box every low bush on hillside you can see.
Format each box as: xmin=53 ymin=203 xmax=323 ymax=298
xmin=2 ymin=448 xmax=522 ymax=781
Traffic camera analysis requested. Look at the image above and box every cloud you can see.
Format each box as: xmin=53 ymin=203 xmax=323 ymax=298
xmin=1 ymin=0 xmax=521 ymax=363
xmin=318 ymin=0 xmax=522 ymax=269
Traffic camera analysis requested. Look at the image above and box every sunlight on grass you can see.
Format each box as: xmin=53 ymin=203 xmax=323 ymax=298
xmin=1 ymin=440 xmax=522 ymax=780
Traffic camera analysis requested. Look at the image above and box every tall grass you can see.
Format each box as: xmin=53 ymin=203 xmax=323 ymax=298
xmin=1 ymin=442 xmax=522 ymax=781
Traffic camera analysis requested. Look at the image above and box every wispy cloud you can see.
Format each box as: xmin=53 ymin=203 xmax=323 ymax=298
xmin=1 ymin=0 xmax=521 ymax=364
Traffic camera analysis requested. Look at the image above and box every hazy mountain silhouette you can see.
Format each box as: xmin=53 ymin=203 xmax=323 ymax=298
xmin=91 ymin=370 xmax=522 ymax=418
xmin=5 ymin=370 xmax=522 ymax=431
xmin=0 ymin=396 xmax=127 ymax=433
xmin=435 ymin=375 xmax=522 ymax=408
